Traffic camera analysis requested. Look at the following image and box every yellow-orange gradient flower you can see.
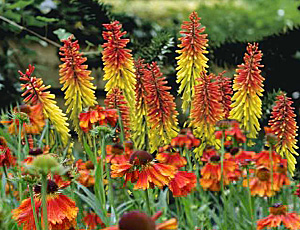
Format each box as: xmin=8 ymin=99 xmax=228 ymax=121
xmin=1 ymin=104 xmax=45 ymax=136
xmin=144 ymin=62 xmax=179 ymax=152
xmin=59 ymin=35 xmax=97 ymax=140
xmin=111 ymin=150 xmax=177 ymax=190
xmin=12 ymin=175 xmax=78 ymax=230
xmin=190 ymin=73 xmax=223 ymax=156
xmin=257 ymin=203 xmax=300 ymax=230
xmin=100 ymin=210 xmax=177 ymax=230
xmin=230 ymin=43 xmax=264 ymax=141
xmin=169 ymin=171 xmax=197 ymax=197
xmin=268 ymin=93 xmax=299 ymax=173
xmin=104 ymin=88 xmax=131 ymax=138
xmin=102 ymin=21 xmax=136 ymax=108
xmin=19 ymin=65 xmax=70 ymax=146
xmin=176 ymin=11 xmax=208 ymax=113
xmin=200 ymin=155 xmax=237 ymax=191
xmin=216 ymin=71 xmax=233 ymax=119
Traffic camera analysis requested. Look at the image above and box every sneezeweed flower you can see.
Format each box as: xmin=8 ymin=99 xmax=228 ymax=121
xmin=19 ymin=65 xmax=70 ymax=146
xmin=243 ymin=165 xmax=278 ymax=197
xmin=75 ymin=159 xmax=95 ymax=187
xmin=59 ymin=35 xmax=97 ymax=140
xmin=104 ymin=87 xmax=131 ymax=138
xmin=176 ymin=11 xmax=208 ymax=113
xmin=144 ymin=62 xmax=179 ymax=152
xmin=106 ymin=143 xmax=131 ymax=164
xmin=169 ymin=171 xmax=197 ymax=197
xmin=12 ymin=175 xmax=78 ymax=230
xmin=200 ymin=155 xmax=237 ymax=191
xmin=111 ymin=150 xmax=177 ymax=190
xmin=102 ymin=21 xmax=136 ymax=108
xmin=79 ymin=105 xmax=118 ymax=133
xmin=268 ymin=93 xmax=299 ymax=174
xmin=83 ymin=211 xmax=105 ymax=229
xmin=1 ymin=104 xmax=45 ymax=136
xmin=190 ymin=73 xmax=223 ymax=157
xmin=254 ymin=150 xmax=282 ymax=169
xmin=170 ymin=129 xmax=201 ymax=150
xmin=273 ymin=159 xmax=290 ymax=188
xmin=156 ymin=148 xmax=187 ymax=168
xmin=100 ymin=210 xmax=177 ymax=230
xmin=257 ymin=203 xmax=300 ymax=230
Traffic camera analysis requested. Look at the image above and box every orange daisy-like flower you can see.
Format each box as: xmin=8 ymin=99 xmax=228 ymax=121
xmin=75 ymin=159 xmax=95 ymax=187
xmin=176 ymin=11 xmax=209 ymax=113
xmin=230 ymin=43 xmax=264 ymax=141
xmin=106 ymin=142 xmax=132 ymax=164
xmin=83 ymin=211 xmax=105 ymax=229
xmin=111 ymin=150 xmax=177 ymax=190
xmin=268 ymin=93 xmax=299 ymax=173
xmin=156 ymin=149 xmax=187 ymax=169
xmin=104 ymin=87 xmax=131 ymax=138
xmin=254 ymin=150 xmax=282 ymax=169
xmin=19 ymin=65 xmax=70 ymax=146
xmin=100 ymin=210 xmax=177 ymax=230
xmin=200 ymin=155 xmax=237 ymax=191
xmin=216 ymin=71 xmax=233 ymax=119
xmin=59 ymin=35 xmax=97 ymax=140
xmin=144 ymin=62 xmax=179 ymax=151
xmin=171 ymin=129 xmax=201 ymax=150
xmin=169 ymin=171 xmax=197 ymax=197
xmin=215 ymin=120 xmax=246 ymax=144
xmin=243 ymin=165 xmax=278 ymax=197
xmin=257 ymin=203 xmax=300 ymax=230
xmin=273 ymin=159 xmax=290 ymax=188
xmin=102 ymin=21 xmax=136 ymax=108
xmin=190 ymin=73 xmax=223 ymax=154
xmin=79 ymin=105 xmax=118 ymax=133
xmin=12 ymin=175 xmax=78 ymax=230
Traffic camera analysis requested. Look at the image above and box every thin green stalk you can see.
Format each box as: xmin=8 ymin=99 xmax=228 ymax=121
xmin=3 ymin=165 xmax=14 ymax=204
xmin=29 ymin=185 xmax=41 ymax=230
xmin=117 ymin=110 xmax=125 ymax=143
xmin=17 ymin=120 xmax=23 ymax=201
xmin=41 ymin=174 xmax=48 ymax=230
xmin=246 ymin=166 xmax=255 ymax=230
xmin=220 ymin=130 xmax=225 ymax=192
xmin=144 ymin=189 xmax=151 ymax=215
xmin=269 ymin=147 xmax=274 ymax=204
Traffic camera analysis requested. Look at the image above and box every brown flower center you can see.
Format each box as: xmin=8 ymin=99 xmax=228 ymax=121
xmin=119 ymin=211 xmax=155 ymax=230
xmin=111 ymin=143 xmax=124 ymax=155
xmin=29 ymin=148 xmax=43 ymax=156
xmin=33 ymin=179 xmax=59 ymax=194
xmin=256 ymin=167 xmax=271 ymax=181
xmin=269 ymin=203 xmax=287 ymax=215
xmin=129 ymin=150 xmax=153 ymax=166
xmin=210 ymin=155 xmax=220 ymax=163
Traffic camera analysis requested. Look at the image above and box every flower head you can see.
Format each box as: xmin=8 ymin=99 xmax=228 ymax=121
xmin=59 ymin=35 xmax=97 ymax=140
xmin=156 ymin=148 xmax=187 ymax=168
xmin=268 ymin=93 xmax=299 ymax=173
xmin=176 ymin=11 xmax=208 ymax=113
xmin=169 ymin=171 xmax=197 ymax=197
xmin=83 ymin=211 xmax=105 ymax=229
xmin=257 ymin=203 xmax=300 ymax=230
xmin=216 ymin=71 xmax=233 ymax=119
xmin=230 ymin=43 xmax=264 ymax=141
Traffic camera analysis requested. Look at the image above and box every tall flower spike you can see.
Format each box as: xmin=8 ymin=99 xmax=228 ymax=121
xmin=104 ymin=88 xmax=131 ymax=139
xmin=190 ymin=73 xmax=223 ymax=156
xmin=59 ymin=35 xmax=97 ymax=141
xmin=102 ymin=21 xmax=136 ymax=108
xmin=176 ymin=11 xmax=209 ymax=114
xmin=268 ymin=93 xmax=299 ymax=173
xmin=144 ymin=62 xmax=179 ymax=152
xmin=132 ymin=59 xmax=149 ymax=150
xmin=216 ymin=71 xmax=233 ymax=119
xmin=19 ymin=65 xmax=70 ymax=146
xmin=230 ymin=43 xmax=264 ymax=141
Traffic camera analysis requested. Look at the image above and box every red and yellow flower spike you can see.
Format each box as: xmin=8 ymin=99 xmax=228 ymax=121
xmin=144 ymin=62 xmax=179 ymax=152
xmin=176 ymin=11 xmax=209 ymax=113
xmin=216 ymin=71 xmax=233 ymax=119
xmin=102 ymin=21 xmax=136 ymax=108
xmin=268 ymin=93 xmax=299 ymax=173
xmin=59 ymin=35 xmax=97 ymax=140
xmin=104 ymin=87 xmax=131 ymax=139
xmin=19 ymin=65 xmax=70 ymax=146
xmin=230 ymin=43 xmax=264 ymax=141
xmin=190 ymin=73 xmax=223 ymax=155
xmin=132 ymin=58 xmax=149 ymax=150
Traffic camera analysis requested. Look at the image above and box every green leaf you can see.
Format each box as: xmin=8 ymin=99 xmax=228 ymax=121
xmin=53 ymin=28 xmax=74 ymax=41
xmin=36 ymin=16 xmax=59 ymax=23
xmin=3 ymin=10 xmax=22 ymax=23
xmin=7 ymin=0 xmax=34 ymax=9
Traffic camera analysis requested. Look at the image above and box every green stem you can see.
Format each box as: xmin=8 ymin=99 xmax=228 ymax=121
xmin=29 ymin=185 xmax=41 ymax=230
xmin=269 ymin=147 xmax=274 ymax=204
xmin=17 ymin=120 xmax=23 ymax=201
xmin=117 ymin=109 xmax=125 ymax=143
xmin=144 ymin=189 xmax=151 ymax=215
xmin=41 ymin=174 xmax=48 ymax=230
xmin=220 ymin=130 xmax=225 ymax=193
xmin=246 ymin=167 xmax=255 ymax=230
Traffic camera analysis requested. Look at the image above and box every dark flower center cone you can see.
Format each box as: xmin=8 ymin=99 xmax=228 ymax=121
xmin=256 ymin=167 xmax=271 ymax=181
xmin=34 ymin=179 xmax=59 ymax=194
xmin=119 ymin=211 xmax=156 ymax=230
xmin=270 ymin=203 xmax=287 ymax=215
xmin=129 ymin=150 xmax=153 ymax=165
xmin=210 ymin=155 xmax=220 ymax=163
